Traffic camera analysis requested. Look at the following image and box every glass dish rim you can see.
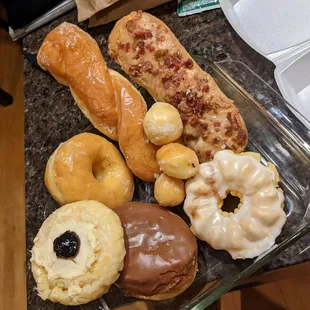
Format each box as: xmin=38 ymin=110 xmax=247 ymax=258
xmin=183 ymin=57 xmax=310 ymax=310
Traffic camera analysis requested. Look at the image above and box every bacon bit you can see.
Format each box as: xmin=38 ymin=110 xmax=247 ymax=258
xmin=140 ymin=61 xmax=153 ymax=73
xmin=236 ymin=129 xmax=247 ymax=145
xmin=129 ymin=61 xmax=152 ymax=77
xmin=212 ymin=137 xmax=220 ymax=144
xmin=137 ymin=41 xmax=145 ymax=55
xmin=214 ymin=121 xmax=221 ymax=127
xmin=200 ymin=123 xmax=208 ymax=130
xmin=232 ymin=109 xmax=243 ymax=130
xmin=152 ymin=68 xmax=159 ymax=75
xmin=202 ymin=85 xmax=210 ymax=93
xmin=192 ymin=100 xmax=205 ymax=115
xmin=134 ymin=30 xmax=153 ymax=40
xmin=126 ymin=20 xmax=136 ymax=33
xmin=125 ymin=42 xmax=130 ymax=52
xmin=137 ymin=41 xmax=145 ymax=49
xmin=155 ymin=49 xmax=168 ymax=59
xmin=162 ymin=76 xmax=171 ymax=89
xmin=129 ymin=65 xmax=141 ymax=77
xmin=163 ymin=55 xmax=173 ymax=67
xmin=172 ymin=57 xmax=182 ymax=70
xmin=205 ymin=150 xmax=212 ymax=161
xmin=146 ymin=44 xmax=155 ymax=52
xmin=237 ymin=129 xmax=247 ymax=140
xmin=171 ymin=91 xmax=185 ymax=107
xmin=184 ymin=59 xmax=194 ymax=68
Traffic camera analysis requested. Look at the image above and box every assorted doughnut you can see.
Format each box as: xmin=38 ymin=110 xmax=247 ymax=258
xmin=31 ymin=11 xmax=287 ymax=307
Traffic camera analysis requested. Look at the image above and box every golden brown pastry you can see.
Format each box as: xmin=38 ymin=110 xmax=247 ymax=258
xmin=109 ymin=69 xmax=160 ymax=182
xmin=143 ymin=102 xmax=183 ymax=145
xmin=109 ymin=11 xmax=248 ymax=161
xmin=114 ymin=202 xmax=198 ymax=300
xmin=156 ymin=143 xmax=199 ymax=179
xmin=154 ymin=173 xmax=185 ymax=207
xmin=45 ymin=133 xmax=134 ymax=209
xmin=184 ymin=150 xmax=286 ymax=259
xmin=37 ymin=22 xmax=118 ymax=140
xmin=31 ymin=200 xmax=126 ymax=305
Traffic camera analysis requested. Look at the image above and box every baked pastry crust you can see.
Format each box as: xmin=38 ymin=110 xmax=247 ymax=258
xmin=45 ymin=133 xmax=134 ymax=209
xmin=114 ymin=202 xmax=198 ymax=300
xmin=184 ymin=150 xmax=286 ymax=259
xmin=37 ymin=22 xmax=118 ymax=140
xmin=110 ymin=69 xmax=160 ymax=182
xmin=109 ymin=11 xmax=248 ymax=161
xmin=31 ymin=200 xmax=126 ymax=305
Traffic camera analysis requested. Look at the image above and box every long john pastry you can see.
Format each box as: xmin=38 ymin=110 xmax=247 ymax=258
xmin=109 ymin=11 xmax=248 ymax=162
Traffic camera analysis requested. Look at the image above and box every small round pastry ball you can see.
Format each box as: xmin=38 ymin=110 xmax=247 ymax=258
xmin=156 ymin=143 xmax=199 ymax=179
xmin=154 ymin=173 xmax=185 ymax=207
xmin=143 ymin=102 xmax=183 ymax=145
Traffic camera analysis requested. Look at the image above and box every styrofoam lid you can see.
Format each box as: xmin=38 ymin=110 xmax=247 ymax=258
xmin=220 ymin=0 xmax=310 ymax=60
xmin=275 ymin=49 xmax=310 ymax=127
xmin=220 ymin=0 xmax=310 ymax=126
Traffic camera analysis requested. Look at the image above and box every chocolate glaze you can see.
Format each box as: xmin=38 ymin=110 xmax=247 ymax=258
xmin=115 ymin=202 xmax=198 ymax=297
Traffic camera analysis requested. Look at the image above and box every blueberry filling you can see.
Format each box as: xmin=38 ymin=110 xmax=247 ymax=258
xmin=53 ymin=231 xmax=80 ymax=259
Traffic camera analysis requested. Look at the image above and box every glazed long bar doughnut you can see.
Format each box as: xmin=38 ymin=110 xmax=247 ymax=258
xmin=37 ymin=22 xmax=118 ymax=140
xmin=109 ymin=11 xmax=248 ymax=161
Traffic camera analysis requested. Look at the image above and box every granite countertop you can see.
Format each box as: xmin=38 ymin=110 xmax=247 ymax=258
xmin=24 ymin=2 xmax=310 ymax=309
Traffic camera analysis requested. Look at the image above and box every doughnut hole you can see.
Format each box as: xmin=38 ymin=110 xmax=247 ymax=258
xmin=156 ymin=143 xmax=199 ymax=179
xmin=154 ymin=173 xmax=185 ymax=207
xmin=143 ymin=102 xmax=183 ymax=145
xmin=220 ymin=190 xmax=243 ymax=217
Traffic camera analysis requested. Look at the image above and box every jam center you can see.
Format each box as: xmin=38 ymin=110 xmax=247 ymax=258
xmin=53 ymin=230 xmax=80 ymax=259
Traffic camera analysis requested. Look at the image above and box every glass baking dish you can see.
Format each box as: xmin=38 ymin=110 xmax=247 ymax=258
xmin=41 ymin=58 xmax=310 ymax=310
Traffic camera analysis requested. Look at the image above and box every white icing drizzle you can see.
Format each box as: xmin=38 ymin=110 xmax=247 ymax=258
xmin=184 ymin=150 xmax=286 ymax=259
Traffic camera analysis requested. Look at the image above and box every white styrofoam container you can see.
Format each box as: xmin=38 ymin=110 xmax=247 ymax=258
xmin=220 ymin=0 xmax=310 ymax=127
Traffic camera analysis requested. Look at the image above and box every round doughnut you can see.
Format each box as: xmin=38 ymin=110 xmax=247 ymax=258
xmin=31 ymin=200 xmax=126 ymax=305
xmin=184 ymin=150 xmax=286 ymax=259
xmin=114 ymin=202 xmax=198 ymax=300
xmin=45 ymin=133 xmax=134 ymax=209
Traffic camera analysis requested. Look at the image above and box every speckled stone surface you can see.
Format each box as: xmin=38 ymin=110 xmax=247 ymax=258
xmin=24 ymin=2 xmax=310 ymax=310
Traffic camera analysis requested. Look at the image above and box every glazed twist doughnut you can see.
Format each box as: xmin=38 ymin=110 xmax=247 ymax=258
xmin=38 ymin=22 xmax=159 ymax=182
xmin=37 ymin=22 xmax=118 ymax=140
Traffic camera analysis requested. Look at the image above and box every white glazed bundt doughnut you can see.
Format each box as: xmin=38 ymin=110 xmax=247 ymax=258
xmin=184 ymin=150 xmax=286 ymax=259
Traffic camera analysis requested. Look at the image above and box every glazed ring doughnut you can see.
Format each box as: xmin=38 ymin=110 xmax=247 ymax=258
xmin=45 ymin=133 xmax=134 ymax=209
xmin=184 ymin=150 xmax=286 ymax=259
xmin=31 ymin=200 xmax=126 ymax=305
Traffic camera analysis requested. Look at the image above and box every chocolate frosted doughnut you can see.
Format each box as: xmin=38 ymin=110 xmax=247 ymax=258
xmin=114 ymin=202 xmax=197 ymax=300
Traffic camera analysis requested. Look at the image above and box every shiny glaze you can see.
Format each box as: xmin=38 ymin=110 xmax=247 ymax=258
xmin=115 ymin=202 xmax=197 ymax=297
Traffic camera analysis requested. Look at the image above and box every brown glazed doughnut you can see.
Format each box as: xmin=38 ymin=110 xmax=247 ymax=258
xmin=114 ymin=202 xmax=198 ymax=300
